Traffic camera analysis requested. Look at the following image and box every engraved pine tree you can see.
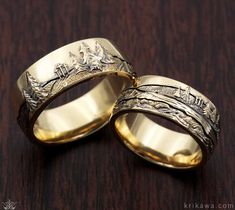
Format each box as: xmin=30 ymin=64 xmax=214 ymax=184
xmin=23 ymin=72 xmax=49 ymax=111
xmin=69 ymin=52 xmax=80 ymax=70
xmin=77 ymin=41 xmax=114 ymax=71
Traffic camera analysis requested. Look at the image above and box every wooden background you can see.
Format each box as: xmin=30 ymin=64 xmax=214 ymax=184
xmin=0 ymin=0 xmax=234 ymax=209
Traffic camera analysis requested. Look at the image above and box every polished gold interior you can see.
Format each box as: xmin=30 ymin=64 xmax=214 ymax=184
xmin=114 ymin=113 xmax=202 ymax=168
xmin=34 ymin=75 xmax=130 ymax=143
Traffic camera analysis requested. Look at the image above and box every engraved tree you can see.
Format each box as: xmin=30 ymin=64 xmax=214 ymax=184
xmin=23 ymin=72 xmax=49 ymax=111
xmin=77 ymin=41 xmax=114 ymax=71
xmin=69 ymin=52 xmax=80 ymax=71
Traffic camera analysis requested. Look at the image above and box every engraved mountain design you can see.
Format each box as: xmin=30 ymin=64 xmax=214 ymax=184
xmin=74 ymin=41 xmax=115 ymax=72
xmin=115 ymin=85 xmax=219 ymax=148
xmin=53 ymin=41 xmax=115 ymax=79
xmin=23 ymin=72 xmax=49 ymax=111
xmin=135 ymin=84 xmax=219 ymax=131
xmin=114 ymin=88 xmax=216 ymax=153
xmin=22 ymin=41 xmax=131 ymax=112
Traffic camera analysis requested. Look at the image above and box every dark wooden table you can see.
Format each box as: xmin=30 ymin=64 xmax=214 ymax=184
xmin=0 ymin=0 xmax=234 ymax=209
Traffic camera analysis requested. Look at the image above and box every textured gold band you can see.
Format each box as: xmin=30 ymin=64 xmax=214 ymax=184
xmin=16 ymin=38 xmax=136 ymax=144
xmin=110 ymin=75 xmax=220 ymax=169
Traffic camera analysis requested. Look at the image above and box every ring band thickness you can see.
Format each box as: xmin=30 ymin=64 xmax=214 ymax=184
xmin=111 ymin=75 xmax=220 ymax=168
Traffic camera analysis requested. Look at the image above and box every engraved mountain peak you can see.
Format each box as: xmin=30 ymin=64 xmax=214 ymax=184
xmin=22 ymin=41 xmax=125 ymax=112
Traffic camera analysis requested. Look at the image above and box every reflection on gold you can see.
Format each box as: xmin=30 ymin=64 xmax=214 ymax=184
xmin=115 ymin=113 xmax=202 ymax=168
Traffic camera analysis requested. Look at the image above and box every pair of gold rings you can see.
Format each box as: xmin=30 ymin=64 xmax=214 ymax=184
xmin=16 ymin=38 xmax=220 ymax=169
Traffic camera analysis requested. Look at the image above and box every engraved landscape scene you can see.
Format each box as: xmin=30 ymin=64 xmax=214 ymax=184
xmin=22 ymin=42 xmax=133 ymax=111
xmin=114 ymin=84 xmax=220 ymax=153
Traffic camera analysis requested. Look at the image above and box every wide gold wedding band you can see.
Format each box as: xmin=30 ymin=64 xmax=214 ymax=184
xmin=16 ymin=37 xmax=220 ymax=168
xmin=16 ymin=38 xmax=136 ymax=144
xmin=110 ymin=75 xmax=220 ymax=169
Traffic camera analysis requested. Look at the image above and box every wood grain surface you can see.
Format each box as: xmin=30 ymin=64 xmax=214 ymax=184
xmin=0 ymin=0 xmax=234 ymax=209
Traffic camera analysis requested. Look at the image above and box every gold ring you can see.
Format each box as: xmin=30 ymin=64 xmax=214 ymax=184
xmin=110 ymin=75 xmax=220 ymax=169
xmin=16 ymin=38 xmax=136 ymax=144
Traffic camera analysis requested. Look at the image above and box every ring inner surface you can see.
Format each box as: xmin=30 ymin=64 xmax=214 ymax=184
xmin=34 ymin=75 xmax=129 ymax=143
xmin=115 ymin=113 xmax=202 ymax=168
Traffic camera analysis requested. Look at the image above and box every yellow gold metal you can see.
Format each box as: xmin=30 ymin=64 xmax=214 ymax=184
xmin=16 ymin=38 xmax=136 ymax=144
xmin=110 ymin=75 xmax=220 ymax=169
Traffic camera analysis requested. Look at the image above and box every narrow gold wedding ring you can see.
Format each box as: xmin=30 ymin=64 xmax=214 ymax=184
xmin=16 ymin=38 xmax=136 ymax=144
xmin=110 ymin=75 xmax=220 ymax=169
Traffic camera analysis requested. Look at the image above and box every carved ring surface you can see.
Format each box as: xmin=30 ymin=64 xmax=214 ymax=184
xmin=16 ymin=38 xmax=136 ymax=144
xmin=111 ymin=75 xmax=220 ymax=168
